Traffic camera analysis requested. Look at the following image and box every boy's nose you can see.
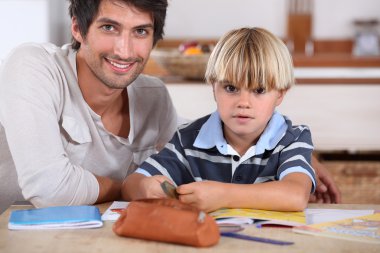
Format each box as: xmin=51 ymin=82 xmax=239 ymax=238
xmin=237 ymin=90 xmax=251 ymax=108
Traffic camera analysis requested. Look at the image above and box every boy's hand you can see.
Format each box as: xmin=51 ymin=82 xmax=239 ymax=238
xmin=138 ymin=175 xmax=172 ymax=199
xmin=121 ymin=173 xmax=172 ymax=200
xmin=177 ymin=181 xmax=227 ymax=212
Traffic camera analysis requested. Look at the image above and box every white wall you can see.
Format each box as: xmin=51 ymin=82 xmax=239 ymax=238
xmin=165 ymin=0 xmax=287 ymax=38
xmin=0 ymin=0 xmax=70 ymax=60
xmin=0 ymin=0 xmax=49 ymax=60
xmin=166 ymin=82 xmax=380 ymax=151
xmin=165 ymin=0 xmax=380 ymax=39
xmin=314 ymin=0 xmax=380 ymax=39
xmin=1 ymin=0 xmax=379 ymax=60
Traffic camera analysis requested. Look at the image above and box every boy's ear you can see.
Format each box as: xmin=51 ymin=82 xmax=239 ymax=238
xmin=275 ymin=90 xmax=287 ymax=106
xmin=212 ymin=83 xmax=217 ymax=102
xmin=71 ymin=17 xmax=84 ymax=43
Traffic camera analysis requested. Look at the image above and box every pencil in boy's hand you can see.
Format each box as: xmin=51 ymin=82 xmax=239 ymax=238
xmin=160 ymin=181 xmax=179 ymax=199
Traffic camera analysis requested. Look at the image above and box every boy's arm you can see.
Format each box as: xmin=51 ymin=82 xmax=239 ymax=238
xmin=121 ymin=173 xmax=169 ymax=200
xmin=177 ymin=172 xmax=312 ymax=212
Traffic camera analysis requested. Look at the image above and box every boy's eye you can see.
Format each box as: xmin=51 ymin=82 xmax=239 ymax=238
xmin=224 ymin=84 xmax=239 ymax=93
xmin=254 ymin=87 xmax=266 ymax=94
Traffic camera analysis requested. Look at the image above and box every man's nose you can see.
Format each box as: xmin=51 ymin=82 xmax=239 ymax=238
xmin=114 ymin=33 xmax=134 ymax=59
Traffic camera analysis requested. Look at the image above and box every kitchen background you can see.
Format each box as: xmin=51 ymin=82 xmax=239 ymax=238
xmin=0 ymin=0 xmax=379 ymax=203
xmin=1 ymin=0 xmax=380 ymax=58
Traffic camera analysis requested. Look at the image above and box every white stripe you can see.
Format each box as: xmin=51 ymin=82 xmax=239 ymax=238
xmin=134 ymin=168 xmax=152 ymax=177
xmin=279 ymin=166 xmax=316 ymax=192
xmin=145 ymin=158 xmax=177 ymax=186
xmin=184 ymin=149 xmax=231 ymax=164
xmin=271 ymin=145 xmax=285 ymax=155
xmin=282 ymin=142 xmax=313 ymax=152
xmin=293 ymin=125 xmax=309 ymax=131
xmin=165 ymin=143 xmax=195 ymax=179
xmin=254 ymin=176 xmax=275 ymax=183
xmin=283 ymin=154 xmax=313 ymax=169
xmin=185 ymin=148 xmax=268 ymax=166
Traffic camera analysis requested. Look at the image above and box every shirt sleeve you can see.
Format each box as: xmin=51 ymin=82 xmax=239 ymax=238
xmin=277 ymin=125 xmax=316 ymax=193
xmin=0 ymin=44 xmax=98 ymax=207
xmin=137 ymin=131 xmax=195 ymax=186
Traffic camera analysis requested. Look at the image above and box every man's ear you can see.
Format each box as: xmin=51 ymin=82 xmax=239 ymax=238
xmin=71 ymin=17 xmax=83 ymax=43
xmin=275 ymin=90 xmax=287 ymax=106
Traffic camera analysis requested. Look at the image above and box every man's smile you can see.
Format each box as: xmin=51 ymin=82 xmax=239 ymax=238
xmin=105 ymin=57 xmax=136 ymax=72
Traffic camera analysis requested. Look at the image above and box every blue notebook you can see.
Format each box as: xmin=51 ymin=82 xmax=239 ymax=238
xmin=8 ymin=205 xmax=103 ymax=230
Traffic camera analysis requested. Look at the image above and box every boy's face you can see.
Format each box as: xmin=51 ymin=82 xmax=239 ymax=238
xmin=72 ymin=0 xmax=154 ymax=89
xmin=213 ymin=82 xmax=285 ymax=146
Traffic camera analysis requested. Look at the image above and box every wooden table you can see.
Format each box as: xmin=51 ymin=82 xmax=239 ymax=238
xmin=0 ymin=203 xmax=379 ymax=253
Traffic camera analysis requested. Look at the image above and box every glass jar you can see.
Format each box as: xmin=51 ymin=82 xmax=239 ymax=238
xmin=353 ymin=19 xmax=380 ymax=56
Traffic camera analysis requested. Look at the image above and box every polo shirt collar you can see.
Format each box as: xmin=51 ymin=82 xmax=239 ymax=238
xmin=193 ymin=111 xmax=287 ymax=156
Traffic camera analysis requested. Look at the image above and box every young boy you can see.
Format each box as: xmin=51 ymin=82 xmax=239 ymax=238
xmin=122 ymin=27 xmax=316 ymax=212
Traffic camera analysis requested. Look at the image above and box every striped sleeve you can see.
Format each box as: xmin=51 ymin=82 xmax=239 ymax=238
xmin=277 ymin=125 xmax=316 ymax=192
xmin=138 ymin=130 xmax=196 ymax=186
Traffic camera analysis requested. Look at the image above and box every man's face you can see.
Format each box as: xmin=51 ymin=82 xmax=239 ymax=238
xmin=73 ymin=0 xmax=154 ymax=89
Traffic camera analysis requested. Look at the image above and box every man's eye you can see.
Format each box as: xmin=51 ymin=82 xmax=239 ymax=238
xmin=225 ymin=85 xmax=238 ymax=93
xmin=136 ymin=28 xmax=148 ymax=36
xmin=254 ymin=87 xmax=266 ymax=94
xmin=102 ymin=25 xmax=115 ymax=31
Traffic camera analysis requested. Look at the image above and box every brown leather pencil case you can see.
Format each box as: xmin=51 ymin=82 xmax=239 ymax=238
xmin=112 ymin=198 xmax=220 ymax=247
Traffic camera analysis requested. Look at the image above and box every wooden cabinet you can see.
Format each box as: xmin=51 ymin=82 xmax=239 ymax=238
xmin=321 ymin=160 xmax=380 ymax=204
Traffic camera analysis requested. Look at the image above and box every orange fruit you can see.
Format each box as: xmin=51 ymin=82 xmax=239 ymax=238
xmin=183 ymin=47 xmax=203 ymax=55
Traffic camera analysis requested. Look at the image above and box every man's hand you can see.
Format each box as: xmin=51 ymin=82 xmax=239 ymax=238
xmin=176 ymin=181 xmax=227 ymax=212
xmin=310 ymin=155 xmax=342 ymax=203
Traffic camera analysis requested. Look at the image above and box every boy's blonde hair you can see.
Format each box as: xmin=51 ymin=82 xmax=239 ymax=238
xmin=205 ymin=27 xmax=294 ymax=91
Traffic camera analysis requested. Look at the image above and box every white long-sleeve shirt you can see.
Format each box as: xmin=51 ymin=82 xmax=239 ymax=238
xmin=0 ymin=43 xmax=177 ymax=212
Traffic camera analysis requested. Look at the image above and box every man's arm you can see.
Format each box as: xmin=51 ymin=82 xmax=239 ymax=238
xmin=310 ymin=154 xmax=342 ymax=203
xmin=0 ymin=45 xmax=105 ymax=207
xmin=95 ymin=176 xmax=122 ymax=203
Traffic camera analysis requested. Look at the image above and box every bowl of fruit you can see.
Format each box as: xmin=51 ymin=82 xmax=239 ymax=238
xmin=151 ymin=41 xmax=213 ymax=80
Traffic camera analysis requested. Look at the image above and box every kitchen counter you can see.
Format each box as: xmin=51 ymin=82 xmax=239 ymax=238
xmin=144 ymin=52 xmax=380 ymax=84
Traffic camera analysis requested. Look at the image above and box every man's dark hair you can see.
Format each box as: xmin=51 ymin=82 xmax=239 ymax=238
xmin=68 ymin=0 xmax=168 ymax=50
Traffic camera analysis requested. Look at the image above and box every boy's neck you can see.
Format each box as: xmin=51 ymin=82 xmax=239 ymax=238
xmin=225 ymin=134 xmax=259 ymax=156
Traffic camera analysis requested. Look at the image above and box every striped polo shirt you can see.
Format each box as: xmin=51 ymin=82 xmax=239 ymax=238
xmin=136 ymin=111 xmax=316 ymax=192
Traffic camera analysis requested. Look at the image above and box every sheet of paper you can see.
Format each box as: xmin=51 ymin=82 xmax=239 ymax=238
xmin=101 ymin=201 xmax=129 ymax=221
xmin=305 ymin=208 xmax=374 ymax=225
xmin=216 ymin=217 xmax=254 ymax=226
xmin=293 ymin=212 xmax=380 ymax=244
xmin=210 ymin=208 xmax=306 ymax=227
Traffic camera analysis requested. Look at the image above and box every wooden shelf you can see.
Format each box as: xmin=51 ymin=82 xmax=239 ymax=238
xmin=293 ymin=53 xmax=380 ymax=67
xmin=145 ymin=39 xmax=380 ymax=84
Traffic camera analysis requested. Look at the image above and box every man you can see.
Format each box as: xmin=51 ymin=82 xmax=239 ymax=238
xmin=0 ymin=0 xmax=177 ymax=213
xmin=0 ymin=0 xmax=340 ymax=214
